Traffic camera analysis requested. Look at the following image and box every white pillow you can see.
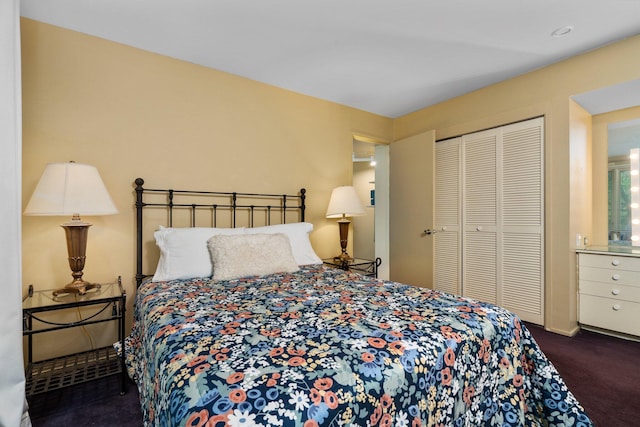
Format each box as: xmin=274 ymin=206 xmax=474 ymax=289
xmin=245 ymin=222 xmax=322 ymax=265
xmin=208 ymin=233 xmax=299 ymax=281
xmin=152 ymin=226 xmax=245 ymax=282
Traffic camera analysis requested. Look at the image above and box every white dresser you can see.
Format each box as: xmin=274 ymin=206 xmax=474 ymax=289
xmin=577 ymin=247 xmax=640 ymax=337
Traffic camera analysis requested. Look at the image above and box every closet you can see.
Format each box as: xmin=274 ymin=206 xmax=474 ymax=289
xmin=434 ymin=117 xmax=544 ymax=325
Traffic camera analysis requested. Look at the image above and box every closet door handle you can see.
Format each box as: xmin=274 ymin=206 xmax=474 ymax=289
xmin=476 ymin=226 xmax=483 ymax=231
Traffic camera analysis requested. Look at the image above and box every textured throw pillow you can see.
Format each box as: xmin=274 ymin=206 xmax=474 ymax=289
xmin=208 ymin=233 xmax=299 ymax=281
xmin=245 ymin=222 xmax=322 ymax=265
xmin=152 ymin=226 xmax=245 ymax=282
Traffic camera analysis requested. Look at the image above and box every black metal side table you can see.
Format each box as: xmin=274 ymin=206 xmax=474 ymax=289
xmin=322 ymin=257 xmax=382 ymax=278
xmin=22 ymin=276 xmax=127 ymax=396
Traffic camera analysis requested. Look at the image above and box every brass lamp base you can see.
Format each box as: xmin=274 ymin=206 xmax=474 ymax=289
xmin=333 ymin=252 xmax=353 ymax=262
xmin=52 ymin=279 xmax=100 ymax=296
xmin=53 ymin=215 xmax=97 ymax=296
xmin=333 ymin=218 xmax=354 ymax=262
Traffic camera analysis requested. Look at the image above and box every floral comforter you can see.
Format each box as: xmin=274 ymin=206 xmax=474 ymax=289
xmin=124 ymin=265 xmax=592 ymax=427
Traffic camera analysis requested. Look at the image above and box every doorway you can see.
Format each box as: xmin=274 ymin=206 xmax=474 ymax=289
xmin=351 ymin=137 xmax=389 ymax=279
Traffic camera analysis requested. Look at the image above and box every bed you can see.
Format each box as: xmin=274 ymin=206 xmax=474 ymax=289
xmin=124 ymin=178 xmax=593 ymax=427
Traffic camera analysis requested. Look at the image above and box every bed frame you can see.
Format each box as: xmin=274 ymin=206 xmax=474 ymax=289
xmin=134 ymin=178 xmax=306 ymax=287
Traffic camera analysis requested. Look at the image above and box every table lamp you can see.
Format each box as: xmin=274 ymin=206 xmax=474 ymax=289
xmin=326 ymin=186 xmax=365 ymax=261
xmin=24 ymin=161 xmax=118 ymax=295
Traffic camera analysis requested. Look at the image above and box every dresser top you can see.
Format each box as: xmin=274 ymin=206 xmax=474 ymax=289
xmin=577 ymin=245 xmax=640 ymax=257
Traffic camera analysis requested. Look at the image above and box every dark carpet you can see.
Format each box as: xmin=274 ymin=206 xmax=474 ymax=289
xmin=27 ymin=375 xmax=142 ymax=427
xmin=527 ymin=324 xmax=640 ymax=427
xmin=27 ymin=325 xmax=639 ymax=426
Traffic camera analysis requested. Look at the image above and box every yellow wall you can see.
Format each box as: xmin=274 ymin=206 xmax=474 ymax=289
xmin=393 ymin=34 xmax=640 ymax=335
xmin=20 ymin=19 xmax=392 ymax=359
xmin=569 ymin=99 xmax=592 ymax=248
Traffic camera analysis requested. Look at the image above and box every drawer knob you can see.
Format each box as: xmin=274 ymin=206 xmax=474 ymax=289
xmin=612 ymin=289 xmax=621 ymax=296
xmin=612 ymin=274 xmax=621 ymax=281
xmin=611 ymin=259 xmax=620 ymax=266
xmin=612 ymin=304 xmax=621 ymax=311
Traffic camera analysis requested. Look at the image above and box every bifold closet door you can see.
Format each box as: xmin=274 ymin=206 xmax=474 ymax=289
xmin=434 ymin=117 xmax=544 ymax=325
xmin=500 ymin=118 xmax=544 ymax=325
xmin=434 ymin=138 xmax=461 ymax=295
xmin=462 ymin=129 xmax=499 ymax=304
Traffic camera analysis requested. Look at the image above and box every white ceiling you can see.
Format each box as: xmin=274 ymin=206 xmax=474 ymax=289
xmin=572 ymin=79 xmax=640 ymax=115
xmin=19 ymin=0 xmax=640 ymax=118
xmin=573 ymin=79 xmax=640 ymax=157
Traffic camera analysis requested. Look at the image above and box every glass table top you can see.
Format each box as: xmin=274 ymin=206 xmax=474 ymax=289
xmin=23 ymin=281 xmax=123 ymax=310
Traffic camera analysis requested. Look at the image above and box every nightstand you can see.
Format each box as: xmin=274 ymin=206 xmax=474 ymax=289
xmin=323 ymin=257 xmax=382 ymax=278
xmin=22 ymin=276 xmax=127 ymax=396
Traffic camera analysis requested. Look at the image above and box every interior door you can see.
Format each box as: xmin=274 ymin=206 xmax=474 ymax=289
xmin=389 ymin=130 xmax=435 ymax=287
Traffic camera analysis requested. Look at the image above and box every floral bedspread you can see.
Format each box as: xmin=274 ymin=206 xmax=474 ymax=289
xmin=124 ymin=265 xmax=592 ymax=427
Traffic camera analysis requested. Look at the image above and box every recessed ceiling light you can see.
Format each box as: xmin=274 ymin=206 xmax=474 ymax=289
xmin=551 ymin=25 xmax=574 ymax=38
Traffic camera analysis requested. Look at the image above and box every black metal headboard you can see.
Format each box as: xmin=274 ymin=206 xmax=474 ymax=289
xmin=134 ymin=178 xmax=306 ymax=287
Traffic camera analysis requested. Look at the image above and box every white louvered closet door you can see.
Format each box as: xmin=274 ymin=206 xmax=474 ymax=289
xmin=500 ymin=118 xmax=544 ymax=324
xmin=433 ymin=117 xmax=544 ymax=325
xmin=463 ymin=130 xmax=498 ymax=304
xmin=434 ymin=138 xmax=461 ymax=295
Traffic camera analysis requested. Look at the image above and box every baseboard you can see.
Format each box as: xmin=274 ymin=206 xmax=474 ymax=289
xmin=541 ymin=325 xmax=581 ymax=337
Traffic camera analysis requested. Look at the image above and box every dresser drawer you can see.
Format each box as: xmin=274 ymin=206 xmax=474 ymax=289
xmin=579 ymin=253 xmax=640 ymax=271
xmin=580 ymin=280 xmax=640 ymax=303
xmin=579 ymin=265 xmax=640 ymax=287
xmin=579 ymin=294 xmax=640 ymax=336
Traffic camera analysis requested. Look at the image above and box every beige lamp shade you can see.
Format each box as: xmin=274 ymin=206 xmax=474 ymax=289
xmin=24 ymin=162 xmax=118 ymax=216
xmin=325 ymin=186 xmax=365 ymax=218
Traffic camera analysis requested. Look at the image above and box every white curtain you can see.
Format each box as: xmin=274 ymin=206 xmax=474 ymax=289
xmin=0 ymin=1 xmax=30 ymax=426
